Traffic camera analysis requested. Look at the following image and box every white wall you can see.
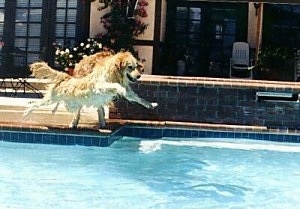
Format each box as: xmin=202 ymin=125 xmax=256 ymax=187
xmin=89 ymin=1 xmax=108 ymax=37
xmin=134 ymin=0 xmax=156 ymax=74
xmin=134 ymin=45 xmax=153 ymax=75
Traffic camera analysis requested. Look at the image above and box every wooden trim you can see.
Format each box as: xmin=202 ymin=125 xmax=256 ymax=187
xmin=133 ymin=40 xmax=154 ymax=46
xmin=254 ymin=3 xmax=263 ymax=65
xmin=250 ymin=0 xmax=300 ymax=2
xmin=77 ymin=0 xmax=91 ymax=41
xmin=179 ymin=0 xmax=300 ymax=3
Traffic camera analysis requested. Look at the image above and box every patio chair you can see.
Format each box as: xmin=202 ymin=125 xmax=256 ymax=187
xmin=229 ymin=42 xmax=254 ymax=79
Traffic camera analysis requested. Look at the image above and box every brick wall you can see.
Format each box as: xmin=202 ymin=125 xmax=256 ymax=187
xmin=110 ymin=75 xmax=300 ymax=130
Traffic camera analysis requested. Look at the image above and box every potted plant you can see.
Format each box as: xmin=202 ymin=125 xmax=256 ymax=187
xmin=255 ymin=46 xmax=294 ymax=80
xmin=54 ymin=38 xmax=103 ymax=74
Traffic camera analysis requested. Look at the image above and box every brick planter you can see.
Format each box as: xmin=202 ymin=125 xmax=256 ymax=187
xmin=110 ymin=75 xmax=300 ymax=130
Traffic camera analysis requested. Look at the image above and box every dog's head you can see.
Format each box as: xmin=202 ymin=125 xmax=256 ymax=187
xmin=114 ymin=52 xmax=144 ymax=83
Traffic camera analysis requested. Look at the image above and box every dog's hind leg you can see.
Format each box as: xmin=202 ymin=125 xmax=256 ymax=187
xmin=23 ymin=98 xmax=55 ymax=117
xmin=69 ymin=107 xmax=82 ymax=129
xmin=51 ymin=102 xmax=60 ymax=114
xmin=23 ymin=105 xmax=36 ymax=117
xmin=97 ymin=107 xmax=106 ymax=128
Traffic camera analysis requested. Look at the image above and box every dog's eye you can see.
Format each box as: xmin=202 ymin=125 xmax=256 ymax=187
xmin=127 ymin=65 xmax=133 ymax=70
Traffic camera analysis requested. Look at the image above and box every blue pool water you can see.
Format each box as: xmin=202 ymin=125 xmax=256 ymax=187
xmin=1 ymin=137 xmax=300 ymax=209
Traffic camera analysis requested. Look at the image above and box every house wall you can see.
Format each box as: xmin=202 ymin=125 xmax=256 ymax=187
xmin=110 ymin=75 xmax=300 ymax=130
xmin=89 ymin=1 xmax=260 ymax=75
xmin=135 ymin=45 xmax=153 ymax=75
xmin=89 ymin=1 xmax=107 ymax=38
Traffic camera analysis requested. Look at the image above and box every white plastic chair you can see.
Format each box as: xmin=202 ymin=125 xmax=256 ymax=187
xmin=229 ymin=42 xmax=254 ymax=79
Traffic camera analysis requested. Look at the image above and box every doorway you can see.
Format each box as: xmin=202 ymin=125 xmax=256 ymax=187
xmin=162 ymin=1 xmax=248 ymax=77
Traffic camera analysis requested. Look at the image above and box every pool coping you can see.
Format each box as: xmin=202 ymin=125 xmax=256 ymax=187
xmin=1 ymin=119 xmax=299 ymax=146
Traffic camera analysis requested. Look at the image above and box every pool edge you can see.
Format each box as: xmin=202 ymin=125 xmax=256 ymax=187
xmin=1 ymin=120 xmax=299 ymax=146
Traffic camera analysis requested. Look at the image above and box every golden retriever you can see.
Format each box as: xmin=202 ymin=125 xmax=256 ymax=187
xmin=23 ymin=51 xmax=158 ymax=128
xmin=50 ymin=50 xmax=114 ymax=127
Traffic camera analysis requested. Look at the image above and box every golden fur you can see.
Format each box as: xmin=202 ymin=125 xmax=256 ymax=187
xmin=66 ymin=50 xmax=115 ymax=127
xmin=24 ymin=51 xmax=157 ymax=128
xmin=73 ymin=50 xmax=114 ymax=77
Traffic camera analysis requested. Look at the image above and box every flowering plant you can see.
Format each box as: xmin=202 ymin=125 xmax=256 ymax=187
xmin=86 ymin=0 xmax=148 ymax=53
xmin=54 ymin=38 xmax=103 ymax=70
xmin=0 ymin=39 xmax=4 ymax=50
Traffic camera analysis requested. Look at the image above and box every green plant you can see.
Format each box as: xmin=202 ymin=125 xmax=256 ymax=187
xmin=256 ymin=46 xmax=294 ymax=70
xmin=54 ymin=38 xmax=103 ymax=70
xmin=87 ymin=0 xmax=148 ymax=54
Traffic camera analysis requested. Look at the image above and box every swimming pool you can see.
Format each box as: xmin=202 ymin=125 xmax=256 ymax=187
xmin=1 ymin=136 xmax=300 ymax=209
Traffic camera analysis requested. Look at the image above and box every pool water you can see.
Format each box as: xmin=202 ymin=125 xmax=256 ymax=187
xmin=1 ymin=137 xmax=300 ymax=209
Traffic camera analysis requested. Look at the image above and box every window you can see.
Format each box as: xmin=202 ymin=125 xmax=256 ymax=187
xmin=0 ymin=0 xmax=89 ymax=77
xmin=15 ymin=0 xmax=43 ymax=65
xmin=263 ymin=4 xmax=300 ymax=49
xmin=55 ymin=0 xmax=78 ymax=47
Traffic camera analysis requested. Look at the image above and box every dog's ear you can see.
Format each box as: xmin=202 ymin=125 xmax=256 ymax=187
xmin=114 ymin=54 xmax=128 ymax=70
xmin=120 ymin=60 xmax=128 ymax=69
xmin=115 ymin=60 xmax=128 ymax=70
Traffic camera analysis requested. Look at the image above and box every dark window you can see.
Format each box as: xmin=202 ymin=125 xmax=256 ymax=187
xmin=14 ymin=0 xmax=43 ymax=66
xmin=0 ymin=0 xmax=89 ymax=78
xmin=55 ymin=0 xmax=78 ymax=47
xmin=263 ymin=4 xmax=300 ymax=49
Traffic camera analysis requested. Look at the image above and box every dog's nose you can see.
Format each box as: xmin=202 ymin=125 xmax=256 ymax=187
xmin=136 ymin=74 xmax=141 ymax=79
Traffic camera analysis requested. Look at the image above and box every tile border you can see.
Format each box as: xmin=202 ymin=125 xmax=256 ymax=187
xmin=1 ymin=124 xmax=300 ymax=147
xmin=115 ymin=126 xmax=300 ymax=143
xmin=0 ymin=129 xmax=118 ymax=147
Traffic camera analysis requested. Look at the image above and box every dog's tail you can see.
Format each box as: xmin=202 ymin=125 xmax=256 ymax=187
xmin=29 ymin=62 xmax=70 ymax=82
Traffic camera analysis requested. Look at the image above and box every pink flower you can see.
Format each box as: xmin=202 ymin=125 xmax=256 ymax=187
xmin=136 ymin=8 xmax=147 ymax=18
xmin=138 ymin=0 xmax=148 ymax=7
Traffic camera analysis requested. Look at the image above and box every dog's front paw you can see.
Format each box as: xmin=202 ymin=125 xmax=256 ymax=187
xmin=150 ymin=102 xmax=158 ymax=109
xmin=98 ymin=120 xmax=106 ymax=128
xmin=145 ymin=102 xmax=158 ymax=109
xmin=117 ymin=86 xmax=126 ymax=97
